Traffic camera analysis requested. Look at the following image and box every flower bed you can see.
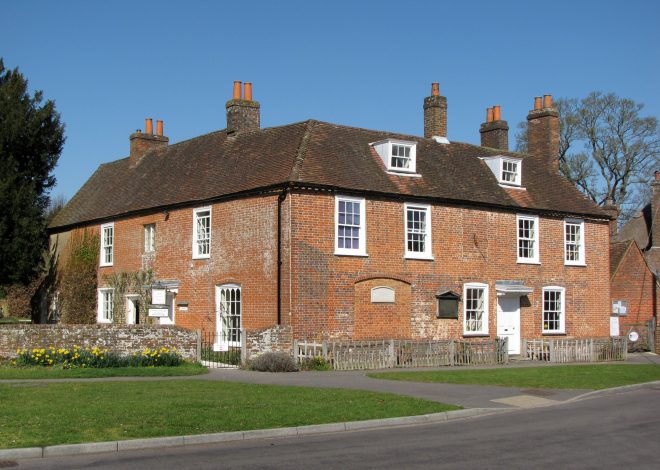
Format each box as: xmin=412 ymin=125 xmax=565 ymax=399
xmin=12 ymin=345 xmax=183 ymax=368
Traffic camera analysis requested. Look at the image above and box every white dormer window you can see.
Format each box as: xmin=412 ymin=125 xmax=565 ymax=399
xmin=481 ymin=155 xmax=522 ymax=187
xmin=371 ymin=139 xmax=417 ymax=174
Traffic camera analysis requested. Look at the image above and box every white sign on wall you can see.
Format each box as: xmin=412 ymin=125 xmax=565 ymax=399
xmin=612 ymin=300 xmax=628 ymax=316
xmin=151 ymin=287 xmax=167 ymax=306
xmin=371 ymin=286 xmax=395 ymax=303
xmin=609 ymin=316 xmax=620 ymax=337
xmin=148 ymin=307 xmax=170 ymax=318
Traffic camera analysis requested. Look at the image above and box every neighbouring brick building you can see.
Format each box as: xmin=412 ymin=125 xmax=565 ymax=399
xmin=615 ymin=174 xmax=660 ymax=352
xmin=49 ymin=82 xmax=613 ymax=355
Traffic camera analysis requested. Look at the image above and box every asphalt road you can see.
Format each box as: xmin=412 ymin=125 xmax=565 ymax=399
xmin=13 ymin=384 xmax=660 ymax=470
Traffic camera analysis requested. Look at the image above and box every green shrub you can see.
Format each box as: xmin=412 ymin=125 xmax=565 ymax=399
xmin=299 ymin=356 xmax=332 ymax=371
xmin=249 ymin=351 xmax=297 ymax=372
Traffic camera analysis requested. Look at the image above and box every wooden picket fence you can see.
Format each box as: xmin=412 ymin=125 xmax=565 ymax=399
xmin=293 ymin=338 xmax=508 ymax=371
xmin=522 ymin=337 xmax=627 ymax=363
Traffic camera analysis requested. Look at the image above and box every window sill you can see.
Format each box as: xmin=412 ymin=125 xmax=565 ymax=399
xmin=386 ymin=171 xmax=422 ymax=178
xmin=517 ymin=259 xmax=541 ymax=265
xmin=334 ymin=251 xmax=369 ymax=257
xmin=542 ymin=332 xmax=566 ymax=336
xmin=192 ymin=255 xmax=211 ymax=260
xmin=404 ymin=254 xmax=435 ymax=261
xmin=462 ymin=333 xmax=490 ymax=338
xmin=99 ymin=263 xmax=113 ymax=268
xmin=498 ymin=183 xmax=526 ymax=190
xmin=564 ymin=262 xmax=586 ymax=267
xmin=97 ymin=319 xmax=112 ymax=324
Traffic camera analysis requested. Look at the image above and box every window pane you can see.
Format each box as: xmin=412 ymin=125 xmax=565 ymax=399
xmin=337 ymin=199 xmax=362 ymax=252
xmin=406 ymin=207 xmax=428 ymax=254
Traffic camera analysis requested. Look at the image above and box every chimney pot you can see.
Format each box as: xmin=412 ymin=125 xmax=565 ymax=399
xmin=534 ymin=97 xmax=542 ymax=110
xmin=543 ymin=94 xmax=553 ymax=109
xmin=486 ymin=107 xmax=493 ymax=123
xmin=156 ymin=120 xmax=164 ymax=136
xmin=145 ymin=118 xmax=153 ymax=135
xmin=226 ymin=81 xmax=260 ymax=133
xmin=431 ymin=82 xmax=439 ymax=96
xmin=493 ymin=105 xmax=501 ymax=121
xmin=233 ymin=80 xmax=242 ymax=100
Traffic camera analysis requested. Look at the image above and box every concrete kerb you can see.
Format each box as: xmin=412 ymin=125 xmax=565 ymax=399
xmin=0 ymin=408 xmax=509 ymax=461
xmin=567 ymin=379 xmax=660 ymax=403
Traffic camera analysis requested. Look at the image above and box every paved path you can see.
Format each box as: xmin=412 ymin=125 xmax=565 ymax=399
xmin=2 ymin=352 xmax=658 ymax=410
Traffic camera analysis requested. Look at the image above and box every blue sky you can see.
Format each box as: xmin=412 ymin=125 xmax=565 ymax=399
xmin=2 ymin=0 xmax=659 ymax=200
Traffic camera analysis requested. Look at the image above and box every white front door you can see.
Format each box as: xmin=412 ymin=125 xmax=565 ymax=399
xmin=497 ymin=295 xmax=521 ymax=355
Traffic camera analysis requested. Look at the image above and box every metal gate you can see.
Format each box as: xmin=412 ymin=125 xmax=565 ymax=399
xmin=200 ymin=330 xmax=243 ymax=368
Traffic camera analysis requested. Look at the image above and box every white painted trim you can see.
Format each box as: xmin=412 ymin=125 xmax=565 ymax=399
xmin=143 ymin=224 xmax=156 ymax=253
xmin=463 ymin=282 xmax=489 ymax=335
xmin=99 ymin=222 xmax=114 ymax=267
xmin=215 ymin=284 xmax=241 ymax=350
xmin=542 ymin=286 xmax=566 ymax=334
xmin=192 ymin=207 xmax=212 ymax=260
xmin=97 ymin=288 xmax=114 ymax=324
xmin=516 ymin=214 xmax=540 ymax=264
xmin=404 ymin=203 xmax=433 ymax=260
xmin=334 ymin=195 xmax=367 ymax=256
xmin=564 ymin=218 xmax=586 ymax=266
xmin=159 ymin=288 xmax=177 ymax=325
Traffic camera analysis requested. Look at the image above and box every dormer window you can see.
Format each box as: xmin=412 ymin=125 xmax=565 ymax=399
xmin=371 ymin=139 xmax=417 ymax=174
xmin=481 ymin=155 xmax=522 ymax=187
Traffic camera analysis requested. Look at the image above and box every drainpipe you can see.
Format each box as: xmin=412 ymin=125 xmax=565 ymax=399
xmin=277 ymin=188 xmax=288 ymax=325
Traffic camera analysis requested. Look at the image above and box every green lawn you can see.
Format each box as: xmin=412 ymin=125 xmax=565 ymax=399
xmin=0 ymin=362 xmax=208 ymax=379
xmin=0 ymin=381 xmax=458 ymax=449
xmin=368 ymin=364 xmax=660 ymax=390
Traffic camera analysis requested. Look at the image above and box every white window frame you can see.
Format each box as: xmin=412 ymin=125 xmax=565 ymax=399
xmin=516 ymin=214 xmax=540 ymax=264
xmin=100 ymin=223 xmax=114 ymax=267
xmin=564 ymin=218 xmax=585 ymax=266
xmin=216 ymin=284 xmax=242 ymax=350
xmin=404 ymin=203 xmax=433 ymax=260
xmin=370 ymin=139 xmax=418 ymax=175
xmin=542 ymin=286 xmax=565 ymax=334
xmin=463 ymin=283 xmax=489 ymax=335
xmin=192 ymin=207 xmax=211 ymax=259
xmin=97 ymin=288 xmax=114 ymax=324
xmin=334 ymin=195 xmax=367 ymax=256
xmin=144 ymin=224 xmax=156 ymax=253
xmin=501 ymin=158 xmax=521 ymax=186
xmin=480 ymin=156 xmax=523 ymax=187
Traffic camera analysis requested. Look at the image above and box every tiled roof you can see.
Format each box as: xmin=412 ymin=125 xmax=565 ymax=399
xmin=617 ymin=203 xmax=652 ymax=250
xmin=610 ymin=240 xmax=633 ymax=277
xmin=50 ymin=120 xmax=610 ymax=231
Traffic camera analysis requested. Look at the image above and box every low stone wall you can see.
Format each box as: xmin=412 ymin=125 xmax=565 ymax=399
xmin=0 ymin=324 xmax=200 ymax=361
xmin=244 ymin=325 xmax=293 ymax=359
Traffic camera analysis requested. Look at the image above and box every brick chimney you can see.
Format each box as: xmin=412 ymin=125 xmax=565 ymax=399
xmin=424 ymin=82 xmax=447 ymax=139
xmin=226 ymin=80 xmax=260 ymax=133
xmin=129 ymin=118 xmax=169 ymax=166
xmin=527 ymin=95 xmax=560 ymax=170
xmin=652 ymin=171 xmax=660 ymax=248
xmin=479 ymin=105 xmax=509 ymax=151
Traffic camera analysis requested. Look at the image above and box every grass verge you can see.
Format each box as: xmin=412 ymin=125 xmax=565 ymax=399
xmin=368 ymin=364 xmax=660 ymax=390
xmin=0 ymin=362 xmax=208 ymax=379
xmin=0 ymin=380 xmax=458 ymax=448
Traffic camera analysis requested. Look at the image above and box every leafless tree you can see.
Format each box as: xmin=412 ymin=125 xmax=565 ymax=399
xmin=516 ymin=92 xmax=660 ymax=221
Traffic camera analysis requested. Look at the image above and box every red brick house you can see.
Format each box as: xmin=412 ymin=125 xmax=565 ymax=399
xmin=49 ymin=82 xmax=613 ymax=355
xmin=614 ymin=174 xmax=660 ymax=352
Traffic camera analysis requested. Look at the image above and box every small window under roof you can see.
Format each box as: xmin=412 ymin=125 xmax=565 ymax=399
xmin=371 ymin=139 xmax=418 ymax=175
xmin=480 ymin=155 xmax=523 ymax=187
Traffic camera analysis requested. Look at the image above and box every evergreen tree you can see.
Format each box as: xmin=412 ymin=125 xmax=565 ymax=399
xmin=0 ymin=58 xmax=65 ymax=285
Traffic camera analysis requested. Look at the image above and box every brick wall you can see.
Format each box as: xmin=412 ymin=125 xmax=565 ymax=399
xmin=611 ymin=243 xmax=655 ymax=324
xmin=0 ymin=324 xmax=199 ymax=360
xmin=89 ymin=193 xmax=282 ymax=335
xmin=289 ymin=191 xmax=611 ymax=343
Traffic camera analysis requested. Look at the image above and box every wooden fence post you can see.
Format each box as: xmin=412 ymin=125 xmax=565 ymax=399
xmin=293 ymin=339 xmax=298 ymax=363
xmin=322 ymin=341 xmax=328 ymax=360
xmin=388 ymin=340 xmax=395 ymax=368
xmin=449 ymin=340 xmax=455 ymax=367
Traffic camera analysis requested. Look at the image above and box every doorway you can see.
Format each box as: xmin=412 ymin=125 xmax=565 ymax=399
xmin=497 ymin=294 xmax=521 ymax=355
